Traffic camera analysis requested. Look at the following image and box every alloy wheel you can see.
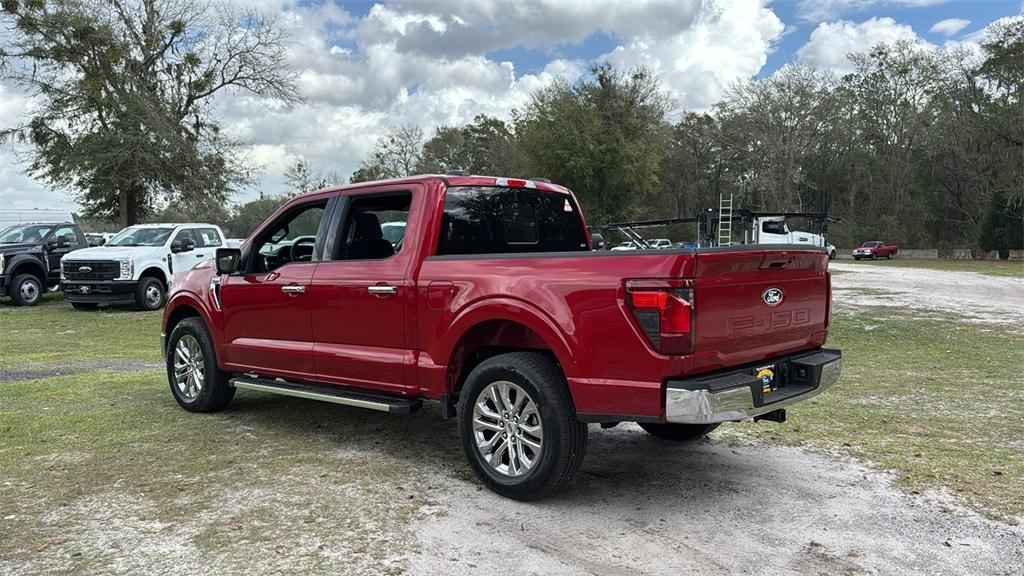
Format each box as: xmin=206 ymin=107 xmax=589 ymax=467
xmin=472 ymin=380 xmax=544 ymax=477
xmin=173 ymin=334 xmax=205 ymax=400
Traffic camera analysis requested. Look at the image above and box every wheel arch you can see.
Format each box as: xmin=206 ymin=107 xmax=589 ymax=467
xmin=6 ymin=256 xmax=46 ymax=286
xmin=441 ymin=297 xmax=577 ymax=397
xmin=138 ymin=266 xmax=168 ymax=288
xmin=163 ymin=293 xmax=219 ymax=353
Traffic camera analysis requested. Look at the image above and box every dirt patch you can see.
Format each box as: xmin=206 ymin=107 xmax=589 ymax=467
xmin=0 ymin=360 xmax=162 ymax=383
xmin=830 ymin=263 xmax=1024 ymax=328
xmin=408 ymin=426 xmax=1024 ymax=576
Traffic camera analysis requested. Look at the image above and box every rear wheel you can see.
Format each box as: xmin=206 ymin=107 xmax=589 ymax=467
xmin=886 ymin=252 xmax=893 ymax=260
xmin=639 ymin=422 xmax=719 ymax=441
xmin=10 ymin=274 xmax=42 ymax=306
xmin=167 ymin=317 xmax=235 ymax=412
xmin=135 ymin=276 xmax=165 ymax=311
xmin=71 ymin=302 xmax=99 ymax=311
xmin=457 ymin=352 xmax=587 ymax=500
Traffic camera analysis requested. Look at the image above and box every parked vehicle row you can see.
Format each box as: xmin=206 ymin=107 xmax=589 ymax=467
xmin=0 ymin=221 xmax=228 ymax=309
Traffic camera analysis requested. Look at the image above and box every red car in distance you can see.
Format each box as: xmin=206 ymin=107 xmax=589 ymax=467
xmin=853 ymin=241 xmax=898 ymax=260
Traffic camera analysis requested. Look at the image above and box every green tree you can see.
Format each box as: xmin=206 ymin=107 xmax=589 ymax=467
xmin=516 ymin=65 xmax=670 ymax=223
xmin=418 ymin=115 xmax=526 ymax=176
xmin=0 ymin=0 xmax=300 ymax=227
xmin=227 ymin=195 xmax=286 ymax=238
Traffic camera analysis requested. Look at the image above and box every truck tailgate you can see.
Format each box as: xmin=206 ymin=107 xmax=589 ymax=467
xmin=690 ymin=247 xmax=830 ymax=374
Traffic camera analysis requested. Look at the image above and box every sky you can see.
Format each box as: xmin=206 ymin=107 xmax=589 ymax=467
xmin=1 ymin=0 xmax=1022 ymax=214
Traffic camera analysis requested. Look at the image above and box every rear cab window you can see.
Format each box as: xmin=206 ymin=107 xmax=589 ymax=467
xmin=437 ymin=186 xmax=588 ymax=256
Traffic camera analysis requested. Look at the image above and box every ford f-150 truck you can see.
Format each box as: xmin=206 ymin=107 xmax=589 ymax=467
xmin=162 ymin=175 xmax=842 ymax=500
xmin=852 ymin=240 xmax=897 ymax=260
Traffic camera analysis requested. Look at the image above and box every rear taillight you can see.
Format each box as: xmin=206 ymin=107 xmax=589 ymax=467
xmin=626 ymin=280 xmax=695 ymax=355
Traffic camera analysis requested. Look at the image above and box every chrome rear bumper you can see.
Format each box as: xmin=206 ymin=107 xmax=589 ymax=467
xmin=665 ymin=349 xmax=842 ymax=424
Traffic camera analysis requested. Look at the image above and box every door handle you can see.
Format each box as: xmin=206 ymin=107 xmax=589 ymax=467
xmin=196 ymin=254 xmax=205 ymax=258
xmin=367 ymin=285 xmax=397 ymax=297
xmin=281 ymin=285 xmax=306 ymax=296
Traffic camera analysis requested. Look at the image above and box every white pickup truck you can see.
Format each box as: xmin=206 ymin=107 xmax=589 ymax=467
xmin=753 ymin=216 xmax=837 ymax=259
xmin=61 ymin=223 xmax=229 ymax=310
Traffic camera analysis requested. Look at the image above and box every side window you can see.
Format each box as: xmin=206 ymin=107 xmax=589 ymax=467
xmin=761 ymin=220 xmax=786 ymax=235
xmin=173 ymin=229 xmax=198 ymax=245
xmin=51 ymin=226 xmax=82 ymax=249
xmin=332 ymin=193 xmax=412 ymax=261
xmin=196 ymin=228 xmax=222 ymax=247
xmin=249 ymin=200 xmax=327 ymax=273
xmin=437 ymin=187 xmax=588 ymax=255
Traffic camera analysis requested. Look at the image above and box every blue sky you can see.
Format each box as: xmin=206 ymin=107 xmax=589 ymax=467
xmin=1 ymin=0 xmax=1022 ymax=212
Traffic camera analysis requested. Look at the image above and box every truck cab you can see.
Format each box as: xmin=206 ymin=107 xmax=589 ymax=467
xmin=0 ymin=222 xmax=87 ymax=306
xmin=61 ymin=223 xmax=227 ymax=310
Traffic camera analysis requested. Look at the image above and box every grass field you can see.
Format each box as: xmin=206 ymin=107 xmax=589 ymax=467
xmin=841 ymin=257 xmax=1024 ymax=277
xmin=1 ymin=287 xmax=1022 ymax=571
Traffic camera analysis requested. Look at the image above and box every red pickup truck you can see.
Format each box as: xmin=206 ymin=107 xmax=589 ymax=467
xmin=852 ymin=240 xmax=898 ymax=260
xmin=162 ymin=175 xmax=841 ymax=499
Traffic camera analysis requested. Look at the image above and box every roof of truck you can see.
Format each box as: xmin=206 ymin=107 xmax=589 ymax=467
xmin=299 ymin=174 xmax=571 ymax=198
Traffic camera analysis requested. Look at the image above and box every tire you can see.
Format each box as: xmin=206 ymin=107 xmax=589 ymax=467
xmin=639 ymin=422 xmax=719 ymax=441
xmin=829 ymin=250 xmax=836 ymax=260
xmin=135 ymin=276 xmax=165 ymax=311
xmin=457 ymin=351 xmax=587 ymax=500
xmin=887 ymin=252 xmax=893 ymax=260
xmin=10 ymin=274 xmax=43 ymax=306
xmin=71 ymin=302 xmax=99 ymax=311
xmin=167 ymin=317 xmax=235 ymax=413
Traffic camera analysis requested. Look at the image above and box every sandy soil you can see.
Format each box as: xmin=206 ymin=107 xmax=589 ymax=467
xmin=829 ymin=263 xmax=1024 ymax=326
xmin=408 ymin=426 xmax=1023 ymax=576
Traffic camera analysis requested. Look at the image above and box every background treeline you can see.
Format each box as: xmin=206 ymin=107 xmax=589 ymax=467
xmin=76 ymin=19 xmax=1023 ymax=251
xmin=346 ymin=23 xmax=1023 ymax=252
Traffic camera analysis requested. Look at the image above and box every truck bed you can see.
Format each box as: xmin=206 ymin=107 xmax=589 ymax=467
xmin=416 ymin=244 xmax=831 ymax=419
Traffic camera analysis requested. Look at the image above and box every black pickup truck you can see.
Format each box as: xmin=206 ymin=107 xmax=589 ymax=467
xmin=0 ymin=222 xmax=87 ymax=306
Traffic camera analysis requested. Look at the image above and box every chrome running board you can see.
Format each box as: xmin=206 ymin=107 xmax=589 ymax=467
xmin=229 ymin=376 xmax=422 ymax=414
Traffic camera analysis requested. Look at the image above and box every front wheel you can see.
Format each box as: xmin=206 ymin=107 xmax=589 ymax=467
xmin=887 ymin=252 xmax=894 ymax=260
xmin=167 ymin=317 xmax=235 ymax=412
xmin=639 ymin=422 xmax=719 ymax=441
xmin=457 ymin=352 xmax=587 ymax=500
xmin=10 ymin=274 xmax=42 ymax=306
xmin=135 ymin=277 xmax=165 ymax=311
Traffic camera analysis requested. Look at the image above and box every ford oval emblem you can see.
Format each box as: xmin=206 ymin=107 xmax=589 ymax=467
xmin=78 ymin=266 xmax=93 ymax=273
xmin=762 ymin=287 xmax=784 ymax=307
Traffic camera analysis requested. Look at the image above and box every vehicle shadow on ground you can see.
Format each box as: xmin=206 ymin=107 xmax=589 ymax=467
xmin=220 ymin=391 xmax=786 ymax=499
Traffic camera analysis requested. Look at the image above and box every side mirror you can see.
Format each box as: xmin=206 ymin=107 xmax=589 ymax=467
xmin=590 ymin=232 xmax=605 ymax=251
xmin=57 ymin=236 xmax=71 ymax=249
xmin=171 ymin=238 xmax=195 ymax=253
xmin=215 ymin=248 xmax=242 ymax=275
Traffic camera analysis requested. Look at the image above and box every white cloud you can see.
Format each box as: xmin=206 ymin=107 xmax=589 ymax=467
xmin=796 ymin=17 xmax=925 ymax=73
xmin=796 ymin=0 xmax=948 ymax=22
xmin=601 ymin=0 xmax=785 ymax=111
xmin=0 ymin=0 xmax=787 ymax=211
xmin=929 ymin=17 xmax=970 ymax=36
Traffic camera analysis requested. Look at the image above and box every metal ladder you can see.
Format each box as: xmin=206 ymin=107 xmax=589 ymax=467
xmin=717 ymin=193 xmax=733 ymax=246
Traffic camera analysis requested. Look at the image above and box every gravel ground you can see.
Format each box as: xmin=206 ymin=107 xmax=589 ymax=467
xmin=404 ymin=263 xmax=1024 ymax=576
xmin=410 ymin=427 xmax=1024 ymax=576
xmin=829 ymin=262 xmax=1024 ymax=327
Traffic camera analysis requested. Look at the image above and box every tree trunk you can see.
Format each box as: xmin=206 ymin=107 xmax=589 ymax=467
xmin=119 ymin=188 xmax=140 ymax=228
